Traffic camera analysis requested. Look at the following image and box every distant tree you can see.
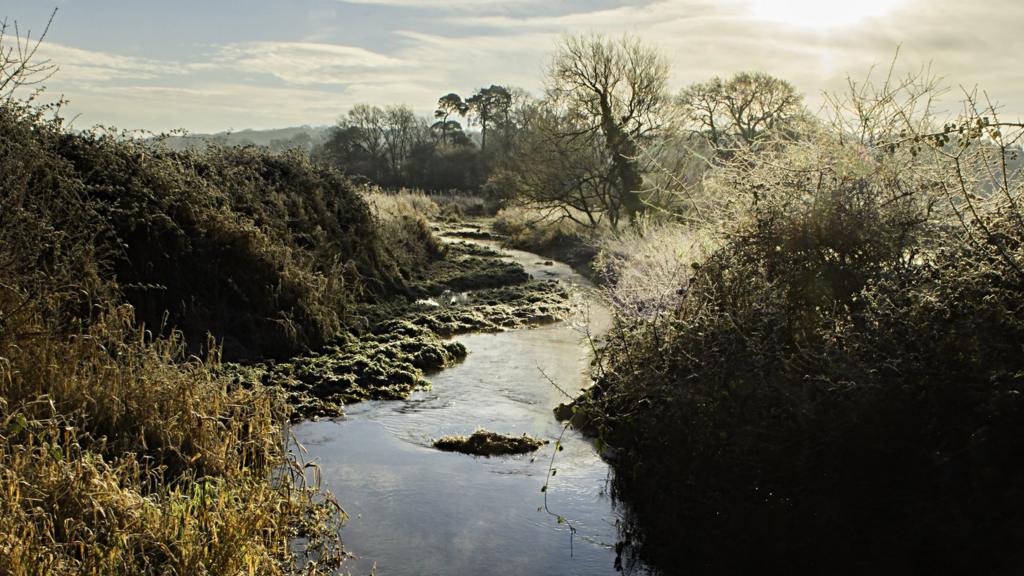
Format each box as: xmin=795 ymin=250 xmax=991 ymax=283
xmin=317 ymin=104 xmax=427 ymax=186
xmin=270 ymin=132 xmax=314 ymax=152
xmin=679 ymin=71 xmax=804 ymax=157
xmin=407 ymin=139 xmax=483 ymax=192
xmin=316 ymin=102 xmax=485 ymax=191
xmin=466 ymin=85 xmax=512 ymax=155
xmin=434 ymin=93 xmax=469 ymax=146
xmin=380 ymin=105 xmax=427 ymax=183
xmin=345 ymin=104 xmax=387 ymax=173
xmin=546 ymin=34 xmax=670 ymax=225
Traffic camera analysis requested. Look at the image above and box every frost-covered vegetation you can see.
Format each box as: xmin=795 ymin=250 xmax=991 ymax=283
xmin=576 ymin=70 xmax=1024 ymax=573
xmin=0 ymin=101 xmax=366 ymax=573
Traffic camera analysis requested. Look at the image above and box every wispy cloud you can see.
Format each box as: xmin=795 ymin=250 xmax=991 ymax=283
xmin=447 ymin=0 xmax=730 ymax=31
xmin=430 ymin=0 xmax=1024 ymax=117
xmin=214 ymin=42 xmax=405 ymax=85
xmin=62 ymin=82 xmax=353 ymax=133
xmin=30 ymin=41 xmax=192 ymax=83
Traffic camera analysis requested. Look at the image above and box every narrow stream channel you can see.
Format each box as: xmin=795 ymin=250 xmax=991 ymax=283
xmin=292 ymin=243 xmax=647 ymax=575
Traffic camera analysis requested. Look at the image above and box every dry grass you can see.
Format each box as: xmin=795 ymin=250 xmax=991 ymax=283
xmin=362 ymin=187 xmax=495 ymax=225
xmin=362 ymin=187 xmax=441 ymax=220
xmin=0 ymin=98 xmax=348 ymax=574
xmin=0 ymin=303 xmax=344 ymax=575
xmin=431 ymin=192 xmax=493 ymax=219
xmin=492 ymin=206 xmax=600 ymax=272
xmin=361 ymin=187 xmax=446 ymax=278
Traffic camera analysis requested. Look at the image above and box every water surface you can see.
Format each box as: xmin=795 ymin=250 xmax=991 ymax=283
xmin=292 ymin=242 xmax=644 ymax=576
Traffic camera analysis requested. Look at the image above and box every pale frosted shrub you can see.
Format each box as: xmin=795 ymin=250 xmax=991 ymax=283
xmin=596 ymin=221 xmax=713 ymax=321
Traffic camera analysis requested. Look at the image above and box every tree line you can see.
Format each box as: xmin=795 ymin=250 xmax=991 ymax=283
xmin=313 ymin=34 xmax=806 ymax=232
xmin=312 ymin=84 xmax=525 ymax=193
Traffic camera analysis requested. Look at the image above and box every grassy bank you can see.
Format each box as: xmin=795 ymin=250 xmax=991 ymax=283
xmin=492 ymin=206 xmax=600 ymax=277
xmin=0 ymin=306 xmax=345 ymax=574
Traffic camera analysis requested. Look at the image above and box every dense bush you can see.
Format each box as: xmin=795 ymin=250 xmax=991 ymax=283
xmin=0 ymin=101 xmax=434 ymax=360
xmin=584 ymin=100 xmax=1024 ymax=573
xmin=0 ymin=95 xmax=446 ymax=572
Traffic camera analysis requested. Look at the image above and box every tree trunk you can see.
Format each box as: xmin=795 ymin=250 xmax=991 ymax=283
xmin=599 ymin=94 xmax=643 ymax=225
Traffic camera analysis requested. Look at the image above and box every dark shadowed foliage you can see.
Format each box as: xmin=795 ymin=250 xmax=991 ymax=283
xmin=580 ymin=80 xmax=1024 ymax=573
xmin=2 ymin=102 xmax=433 ymax=359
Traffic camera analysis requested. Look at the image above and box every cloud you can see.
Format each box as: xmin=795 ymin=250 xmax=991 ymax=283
xmin=448 ymin=0 xmax=730 ymax=31
xmin=433 ymin=0 xmax=1024 ymax=117
xmin=26 ymin=41 xmax=192 ymax=83
xmin=214 ymin=42 xmax=406 ymax=85
xmin=61 ymin=82 xmax=353 ymax=133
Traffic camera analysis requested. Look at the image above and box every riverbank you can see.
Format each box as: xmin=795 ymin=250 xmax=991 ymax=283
xmin=565 ymin=139 xmax=1024 ymax=574
xmin=492 ymin=207 xmax=601 ymax=281
xmin=225 ymin=234 xmax=574 ymax=420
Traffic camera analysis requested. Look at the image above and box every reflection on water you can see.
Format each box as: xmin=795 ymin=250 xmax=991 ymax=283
xmin=292 ymin=241 xmax=645 ymax=576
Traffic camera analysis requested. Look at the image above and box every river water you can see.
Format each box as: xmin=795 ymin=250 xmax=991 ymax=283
xmin=292 ymin=244 xmax=646 ymax=576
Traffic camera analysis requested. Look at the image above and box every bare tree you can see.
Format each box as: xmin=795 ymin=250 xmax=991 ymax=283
xmin=0 ymin=8 xmax=57 ymax=101
xmin=323 ymin=104 xmax=429 ymax=186
xmin=346 ymin=104 xmax=386 ymax=156
xmin=381 ymin=104 xmax=427 ymax=180
xmin=492 ymin=102 xmax=623 ymax=230
xmin=822 ymin=60 xmax=1024 ymax=280
xmin=679 ymin=72 xmax=805 ymax=158
xmin=546 ymin=34 xmax=670 ymax=225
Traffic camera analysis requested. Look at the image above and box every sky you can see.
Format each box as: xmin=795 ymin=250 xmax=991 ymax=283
xmin=3 ymin=0 xmax=1023 ymax=133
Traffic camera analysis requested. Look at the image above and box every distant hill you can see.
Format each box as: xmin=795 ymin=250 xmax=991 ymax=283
xmin=158 ymin=125 xmax=331 ymax=153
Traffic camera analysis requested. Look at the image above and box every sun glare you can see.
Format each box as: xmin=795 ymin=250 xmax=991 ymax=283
xmin=748 ymin=0 xmax=904 ymax=28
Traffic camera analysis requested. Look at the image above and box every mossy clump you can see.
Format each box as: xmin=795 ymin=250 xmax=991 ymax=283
xmin=403 ymin=281 xmax=571 ymax=337
xmin=405 ymin=284 xmax=569 ymax=336
xmin=228 ymin=320 xmax=468 ymax=420
xmin=443 ymin=240 xmax=503 ymax=258
xmin=410 ymin=244 xmax=529 ymax=295
xmin=355 ymin=248 xmax=573 ymax=338
xmin=433 ymin=430 xmax=548 ymax=456
xmin=438 ymin=226 xmax=496 ymax=241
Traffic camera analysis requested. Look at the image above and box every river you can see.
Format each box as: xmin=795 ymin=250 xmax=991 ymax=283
xmin=291 ymin=242 xmax=647 ymax=575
